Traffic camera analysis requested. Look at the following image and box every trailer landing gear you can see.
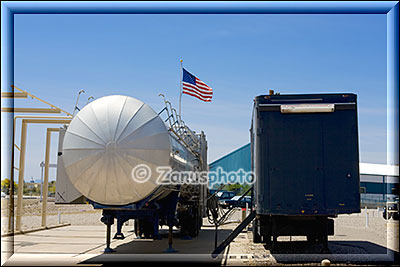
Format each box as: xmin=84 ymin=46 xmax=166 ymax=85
xmin=101 ymin=222 xmax=115 ymax=253
xmin=164 ymin=225 xmax=178 ymax=253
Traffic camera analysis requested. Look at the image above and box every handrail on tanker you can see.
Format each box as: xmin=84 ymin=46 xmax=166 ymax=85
xmin=158 ymin=94 xmax=202 ymax=159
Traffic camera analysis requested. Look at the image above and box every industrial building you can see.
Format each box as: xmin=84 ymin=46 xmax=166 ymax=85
xmin=209 ymin=143 xmax=399 ymax=207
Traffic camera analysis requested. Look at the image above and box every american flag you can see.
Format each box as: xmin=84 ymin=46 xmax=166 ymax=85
xmin=182 ymin=68 xmax=213 ymax=102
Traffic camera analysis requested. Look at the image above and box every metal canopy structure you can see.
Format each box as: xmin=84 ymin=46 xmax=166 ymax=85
xmin=2 ymin=86 xmax=74 ymax=233
xmin=1 ymin=86 xmax=73 ymax=116
xmin=1 ymin=92 xmax=28 ymax=98
xmin=2 ymin=107 xmax=61 ymax=113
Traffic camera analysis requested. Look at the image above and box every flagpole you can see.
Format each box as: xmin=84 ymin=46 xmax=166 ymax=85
xmin=179 ymin=59 xmax=183 ymax=117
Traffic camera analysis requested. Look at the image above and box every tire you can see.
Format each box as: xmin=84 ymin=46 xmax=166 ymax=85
xmin=263 ymin=235 xmax=272 ymax=245
xmin=143 ymin=222 xmax=153 ymax=239
xmin=190 ymin=215 xmax=199 ymax=237
xmin=182 ymin=207 xmax=201 ymax=237
xmin=134 ymin=219 xmax=140 ymax=238
xmin=307 ymin=235 xmax=317 ymax=243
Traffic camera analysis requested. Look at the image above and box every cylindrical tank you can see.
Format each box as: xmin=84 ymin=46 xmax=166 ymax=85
xmin=62 ymin=95 xmax=196 ymax=206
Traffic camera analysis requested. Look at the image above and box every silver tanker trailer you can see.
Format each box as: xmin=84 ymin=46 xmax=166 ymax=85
xmin=55 ymin=94 xmax=209 ymax=252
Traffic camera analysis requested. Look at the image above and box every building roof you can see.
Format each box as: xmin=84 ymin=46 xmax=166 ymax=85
xmin=359 ymin=163 xmax=399 ymax=176
xmin=210 ymin=143 xmax=250 ymax=166
xmin=209 ymin=143 xmax=251 ymax=172
xmin=210 ymin=143 xmax=399 ymax=177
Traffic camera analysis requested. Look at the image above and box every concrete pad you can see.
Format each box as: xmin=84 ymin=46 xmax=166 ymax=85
xmin=387 ymin=220 xmax=399 ymax=252
xmin=1 ymin=223 xmax=231 ymax=265
xmin=4 ymin=210 xmax=396 ymax=265
xmin=4 ymin=254 xmax=100 ymax=266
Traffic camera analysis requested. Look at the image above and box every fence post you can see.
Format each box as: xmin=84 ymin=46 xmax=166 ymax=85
xmin=58 ymin=209 xmax=61 ymax=224
xmin=242 ymin=208 xmax=246 ymax=222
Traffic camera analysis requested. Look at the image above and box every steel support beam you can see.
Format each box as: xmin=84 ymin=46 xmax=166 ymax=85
xmin=41 ymin=128 xmax=59 ymax=227
xmin=12 ymin=86 xmax=73 ymax=116
xmin=15 ymin=121 xmax=27 ymax=232
xmin=1 ymin=92 xmax=28 ymax=98
xmin=14 ymin=118 xmax=71 ymax=232
xmin=9 ymin=116 xmax=71 ymax=233
xmin=2 ymin=107 xmax=61 ymax=113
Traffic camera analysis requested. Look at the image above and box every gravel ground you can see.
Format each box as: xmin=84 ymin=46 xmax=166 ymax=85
xmin=226 ymin=209 xmax=396 ymax=265
xmin=1 ymin=198 xmax=95 ymax=216
xmin=1 ymin=198 xmax=102 ymax=234
xmin=334 ymin=209 xmax=388 ymax=242
xmin=0 ymin=198 xmax=391 ymax=244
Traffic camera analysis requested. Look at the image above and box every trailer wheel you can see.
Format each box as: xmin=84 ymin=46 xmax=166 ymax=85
xmin=307 ymin=235 xmax=317 ymax=243
xmin=180 ymin=207 xmax=201 ymax=237
xmin=308 ymin=234 xmax=326 ymax=243
xmin=198 ymin=215 xmax=203 ymax=230
xmin=143 ymin=223 xmax=153 ymax=239
xmin=252 ymin=219 xmax=262 ymax=243
xmin=189 ymin=214 xmax=199 ymax=237
xmin=262 ymin=235 xmax=272 ymax=245
xmin=134 ymin=219 xmax=140 ymax=238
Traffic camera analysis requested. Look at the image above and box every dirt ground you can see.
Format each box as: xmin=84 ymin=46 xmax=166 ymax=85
xmin=1 ymin=198 xmax=102 ymax=234
xmin=1 ymin=198 xmax=95 ymax=217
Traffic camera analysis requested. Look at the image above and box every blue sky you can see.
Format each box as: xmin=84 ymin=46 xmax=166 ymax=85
xmin=6 ymin=14 xmax=389 ymax=182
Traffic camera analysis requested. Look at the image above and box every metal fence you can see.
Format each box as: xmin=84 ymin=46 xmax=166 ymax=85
xmin=360 ymin=195 xmax=386 ymax=208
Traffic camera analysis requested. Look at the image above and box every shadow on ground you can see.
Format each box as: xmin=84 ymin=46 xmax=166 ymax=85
xmin=81 ymin=228 xmax=231 ymax=264
xmin=266 ymin=240 xmax=399 ymax=264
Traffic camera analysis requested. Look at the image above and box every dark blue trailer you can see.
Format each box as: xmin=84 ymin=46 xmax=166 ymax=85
xmin=250 ymin=93 xmax=360 ymax=247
